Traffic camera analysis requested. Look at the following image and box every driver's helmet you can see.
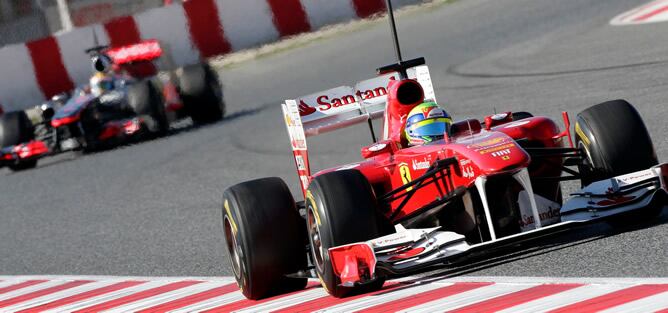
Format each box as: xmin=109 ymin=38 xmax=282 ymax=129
xmin=90 ymin=72 xmax=115 ymax=96
xmin=404 ymin=101 xmax=452 ymax=146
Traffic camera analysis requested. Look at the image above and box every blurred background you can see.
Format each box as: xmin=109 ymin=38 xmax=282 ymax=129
xmin=0 ymin=0 xmax=182 ymax=47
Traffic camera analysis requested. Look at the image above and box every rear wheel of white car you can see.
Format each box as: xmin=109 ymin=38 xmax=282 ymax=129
xmin=177 ymin=63 xmax=225 ymax=125
xmin=222 ymin=177 xmax=308 ymax=300
xmin=306 ymin=170 xmax=387 ymax=298
xmin=575 ymin=99 xmax=661 ymax=222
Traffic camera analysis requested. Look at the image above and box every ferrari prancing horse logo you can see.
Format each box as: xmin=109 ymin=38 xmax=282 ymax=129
xmin=399 ymin=163 xmax=413 ymax=191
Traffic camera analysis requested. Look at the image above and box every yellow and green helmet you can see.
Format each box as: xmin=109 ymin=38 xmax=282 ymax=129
xmin=404 ymin=102 xmax=452 ymax=145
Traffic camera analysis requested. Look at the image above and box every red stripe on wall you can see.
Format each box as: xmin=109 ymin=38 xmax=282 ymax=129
xmin=183 ymin=0 xmax=231 ymax=58
xmin=352 ymin=0 xmax=387 ymax=18
xmin=448 ymin=283 xmax=584 ymax=313
xmin=17 ymin=281 xmax=146 ymax=313
xmin=104 ymin=16 xmax=142 ymax=47
xmin=0 ymin=280 xmax=92 ymax=308
xmin=548 ymin=284 xmax=668 ymax=313
xmin=136 ymin=283 xmax=238 ymax=313
xmin=72 ymin=281 xmax=202 ymax=313
xmin=26 ymin=37 xmax=75 ymax=98
xmin=361 ymin=282 xmax=494 ymax=313
xmin=0 ymin=281 xmax=48 ymax=295
xmin=267 ymin=0 xmax=311 ymax=37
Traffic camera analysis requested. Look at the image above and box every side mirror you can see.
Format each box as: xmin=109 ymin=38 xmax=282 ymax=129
xmin=361 ymin=140 xmax=399 ymax=159
xmin=484 ymin=112 xmax=513 ymax=130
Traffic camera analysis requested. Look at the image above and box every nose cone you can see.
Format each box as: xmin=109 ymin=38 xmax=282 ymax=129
xmin=452 ymin=132 xmax=530 ymax=174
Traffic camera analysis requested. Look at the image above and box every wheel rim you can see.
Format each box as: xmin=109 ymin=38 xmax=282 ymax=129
xmin=223 ymin=216 xmax=243 ymax=279
xmin=307 ymin=206 xmax=325 ymax=273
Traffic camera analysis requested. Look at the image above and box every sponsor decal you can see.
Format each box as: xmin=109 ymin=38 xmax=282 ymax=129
xmin=298 ymin=100 xmax=316 ymax=116
xmin=300 ymin=86 xmax=389 ymax=113
xmin=299 ymin=175 xmax=310 ymax=190
xmin=519 ymin=205 xmax=561 ymax=228
xmin=368 ymin=143 xmax=387 ymax=152
xmin=479 ymin=143 xmax=516 ymax=155
xmin=399 ymin=162 xmax=413 ymax=190
xmin=411 ymin=156 xmax=432 ymax=170
xmin=462 ymin=166 xmax=475 ymax=179
xmin=616 ymin=171 xmax=653 ymax=185
xmin=284 ymin=113 xmax=293 ymax=127
xmin=460 ymin=158 xmax=472 ymax=166
xmin=490 ymin=149 xmax=511 ymax=158
xmin=468 ymin=137 xmax=505 ymax=149
xmin=295 ymin=155 xmax=306 ymax=171
xmin=371 ymin=232 xmax=411 ymax=247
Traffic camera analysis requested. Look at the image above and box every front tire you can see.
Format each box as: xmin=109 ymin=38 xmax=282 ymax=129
xmin=306 ymin=170 xmax=387 ymax=298
xmin=0 ymin=111 xmax=37 ymax=171
xmin=575 ymin=99 xmax=661 ymax=222
xmin=222 ymin=177 xmax=308 ymax=300
xmin=0 ymin=111 xmax=34 ymax=147
xmin=575 ymin=99 xmax=658 ymax=184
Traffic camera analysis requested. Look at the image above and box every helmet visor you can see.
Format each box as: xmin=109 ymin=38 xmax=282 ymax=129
xmin=407 ymin=118 xmax=450 ymax=137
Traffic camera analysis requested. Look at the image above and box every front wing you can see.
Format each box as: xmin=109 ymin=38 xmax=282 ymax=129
xmin=328 ymin=163 xmax=668 ymax=286
xmin=0 ymin=140 xmax=50 ymax=166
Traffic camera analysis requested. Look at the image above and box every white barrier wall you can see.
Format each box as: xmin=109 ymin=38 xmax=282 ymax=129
xmin=0 ymin=0 xmax=425 ymax=111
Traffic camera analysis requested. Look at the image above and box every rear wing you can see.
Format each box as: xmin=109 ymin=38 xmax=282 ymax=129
xmin=282 ymin=65 xmax=436 ymax=196
xmin=106 ymin=39 xmax=163 ymax=65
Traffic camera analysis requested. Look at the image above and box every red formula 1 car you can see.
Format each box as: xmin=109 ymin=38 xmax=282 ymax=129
xmin=222 ymin=57 xmax=667 ymax=299
xmin=0 ymin=40 xmax=224 ymax=171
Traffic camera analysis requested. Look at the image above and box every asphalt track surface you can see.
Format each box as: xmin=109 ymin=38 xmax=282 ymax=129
xmin=0 ymin=0 xmax=666 ymax=279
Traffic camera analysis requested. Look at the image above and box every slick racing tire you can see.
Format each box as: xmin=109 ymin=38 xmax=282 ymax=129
xmin=0 ymin=111 xmax=37 ymax=171
xmin=222 ymin=177 xmax=308 ymax=300
xmin=8 ymin=160 xmax=37 ymax=171
xmin=306 ymin=170 xmax=387 ymax=298
xmin=176 ymin=63 xmax=225 ymax=125
xmin=575 ymin=99 xmax=661 ymax=222
xmin=128 ymin=80 xmax=168 ymax=136
xmin=576 ymin=99 xmax=658 ymax=184
xmin=0 ymin=111 xmax=34 ymax=148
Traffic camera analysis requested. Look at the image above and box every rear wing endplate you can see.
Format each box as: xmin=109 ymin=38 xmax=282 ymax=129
xmin=282 ymin=65 xmax=436 ymax=195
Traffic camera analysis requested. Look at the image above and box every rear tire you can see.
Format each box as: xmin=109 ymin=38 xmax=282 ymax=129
xmin=222 ymin=177 xmax=308 ymax=300
xmin=575 ymin=99 xmax=661 ymax=222
xmin=128 ymin=80 xmax=168 ymax=136
xmin=176 ymin=63 xmax=225 ymax=125
xmin=306 ymin=170 xmax=387 ymax=298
